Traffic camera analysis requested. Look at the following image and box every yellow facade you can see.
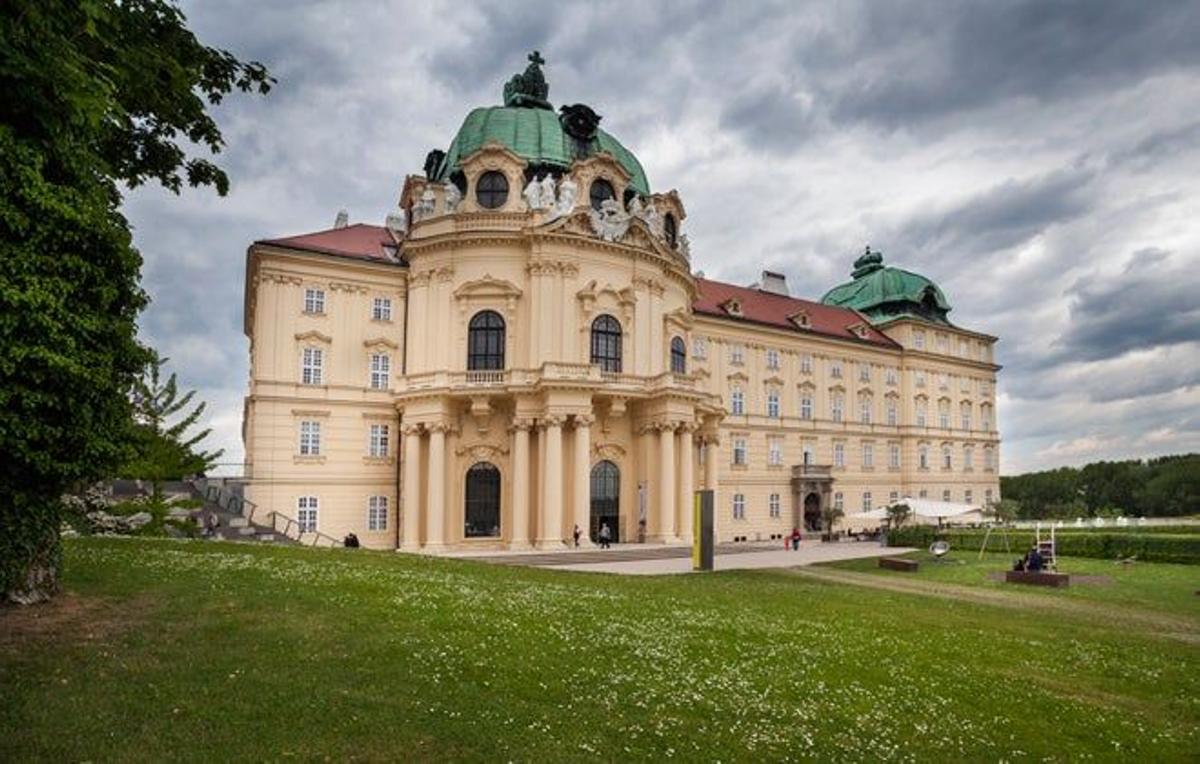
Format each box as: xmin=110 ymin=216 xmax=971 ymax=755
xmin=241 ymin=69 xmax=1000 ymax=551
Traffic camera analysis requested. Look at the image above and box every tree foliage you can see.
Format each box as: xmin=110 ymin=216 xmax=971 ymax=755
xmin=0 ymin=0 xmax=271 ymax=603
xmin=121 ymin=356 xmax=224 ymax=495
xmin=1001 ymin=454 xmax=1199 ymax=519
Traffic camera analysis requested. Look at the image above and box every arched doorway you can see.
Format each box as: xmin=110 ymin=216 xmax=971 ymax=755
xmin=464 ymin=462 xmax=501 ymax=538
xmin=804 ymin=492 xmax=821 ymax=533
xmin=590 ymin=460 xmax=620 ymax=543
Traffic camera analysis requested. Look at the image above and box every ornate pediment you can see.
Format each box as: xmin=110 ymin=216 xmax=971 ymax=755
xmin=294 ymin=330 xmax=332 ymax=344
xmin=455 ymin=442 xmax=510 ymax=461
xmin=454 ymin=275 xmax=523 ymax=300
xmin=721 ymin=298 xmax=743 ymax=317
xmin=592 ymin=442 xmax=627 ymax=461
xmin=363 ymin=337 xmax=399 ymax=350
xmin=764 ymin=375 xmax=785 ymax=387
xmin=727 ymin=370 xmax=749 ymax=382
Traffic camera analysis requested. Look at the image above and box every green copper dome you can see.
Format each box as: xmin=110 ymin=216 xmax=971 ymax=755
xmin=428 ymin=52 xmax=651 ymax=196
xmin=821 ymin=247 xmax=953 ymax=325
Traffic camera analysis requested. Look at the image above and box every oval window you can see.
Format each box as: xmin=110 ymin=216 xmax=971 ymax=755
xmin=476 ymin=171 xmax=509 ymax=209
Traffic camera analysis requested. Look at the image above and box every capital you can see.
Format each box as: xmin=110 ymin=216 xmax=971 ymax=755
xmin=540 ymin=414 xmax=566 ymax=429
xmin=574 ymin=413 xmax=596 ymax=428
xmin=400 ymin=423 xmax=424 ymax=436
xmin=508 ymin=417 xmax=535 ymax=433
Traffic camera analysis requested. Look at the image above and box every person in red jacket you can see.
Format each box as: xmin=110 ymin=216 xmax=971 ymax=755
xmin=790 ymin=527 xmax=802 ymax=551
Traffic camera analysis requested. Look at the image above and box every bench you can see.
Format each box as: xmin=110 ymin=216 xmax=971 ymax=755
xmin=1005 ymin=570 xmax=1070 ymax=588
xmin=878 ymin=557 xmax=919 ymax=572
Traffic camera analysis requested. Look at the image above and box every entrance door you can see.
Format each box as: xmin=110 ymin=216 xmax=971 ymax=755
xmin=804 ymin=492 xmax=821 ymax=532
xmin=590 ymin=460 xmax=620 ymax=543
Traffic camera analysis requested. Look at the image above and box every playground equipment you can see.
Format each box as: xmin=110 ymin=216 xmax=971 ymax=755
xmin=929 ymin=539 xmax=951 ymax=561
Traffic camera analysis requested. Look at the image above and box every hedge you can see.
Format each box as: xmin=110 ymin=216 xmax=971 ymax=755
xmin=887 ymin=527 xmax=1200 ymax=565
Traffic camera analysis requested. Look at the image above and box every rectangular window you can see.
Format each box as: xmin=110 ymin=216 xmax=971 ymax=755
xmin=914 ymin=331 xmax=925 ymax=350
xmin=886 ymin=367 xmax=898 ymax=386
xmin=965 ymin=489 xmax=974 ymax=505
xmin=889 ymin=490 xmax=899 ymax=503
xmin=942 ymin=446 xmax=952 ymax=470
xmin=766 ymin=349 xmax=780 ymax=370
xmin=863 ymin=492 xmax=872 ymax=512
xmin=769 ymin=493 xmax=781 ymax=518
xmin=301 ymin=347 xmax=324 ymax=385
xmin=368 ymin=495 xmax=388 ymax=531
xmin=859 ymin=398 xmax=872 ymax=424
xmin=964 ymin=447 xmax=974 ymax=469
xmin=297 ymin=496 xmax=318 ymax=532
xmin=369 ymin=424 xmax=390 ymax=457
xmin=834 ymin=443 xmax=845 ymax=467
xmin=890 ymin=443 xmax=901 ymax=469
xmin=733 ymin=438 xmax=747 ymax=466
xmin=834 ymin=492 xmax=844 ymax=511
xmin=800 ymin=394 xmax=813 ymax=420
xmin=299 ymin=420 xmax=321 ymax=456
xmin=915 ymin=371 xmax=926 ymax=388
xmin=767 ymin=391 xmax=780 ymax=418
xmin=942 ymin=489 xmax=952 ymax=502
xmin=919 ymin=489 xmax=928 ymax=499
xmin=831 ymin=395 xmax=844 ymax=422
xmin=730 ymin=344 xmax=744 ymax=365
xmin=830 ymin=360 xmax=843 ymax=378
xmin=730 ymin=389 xmax=745 ymax=416
xmin=800 ymin=354 xmax=813 ymax=374
xmin=886 ymin=399 xmax=898 ymax=426
xmin=938 ymin=334 xmax=948 ymax=352
xmin=916 ymin=402 xmax=927 ymax=427
xmin=369 ymin=353 xmax=390 ymax=390
xmin=939 ymin=374 xmax=949 ymax=390
xmin=692 ymin=337 xmax=707 ymax=359
xmin=962 ymin=410 xmax=972 ymax=431
xmin=768 ymin=438 xmax=782 ymax=466
xmin=862 ymin=443 xmax=874 ymax=468
xmin=733 ymin=493 xmax=745 ymax=520
xmin=372 ymin=297 xmax=392 ymax=321
xmin=985 ymin=488 xmax=993 ymax=505
xmin=859 ymin=363 xmax=870 ymax=382
xmin=802 ymin=445 xmax=814 ymax=465
xmin=303 ymin=287 xmax=325 ymax=315
xmin=961 ymin=375 xmax=971 ymax=392
xmin=984 ymin=447 xmax=995 ymax=471
xmin=919 ymin=446 xmax=930 ymax=470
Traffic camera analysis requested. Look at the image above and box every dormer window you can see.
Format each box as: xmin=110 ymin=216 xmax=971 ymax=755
xmin=848 ymin=322 xmax=870 ymax=339
xmin=476 ymin=171 xmax=509 ymax=209
xmin=721 ymin=298 xmax=742 ymax=317
xmin=789 ymin=311 xmax=811 ymax=329
xmin=589 ymin=179 xmax=615 ymax=211
xmin=663 ymin=213 xmax=678 ymax=247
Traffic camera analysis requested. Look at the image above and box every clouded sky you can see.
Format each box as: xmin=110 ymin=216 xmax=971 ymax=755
xmin=125 ymin=0 xmax=1200 ymax=475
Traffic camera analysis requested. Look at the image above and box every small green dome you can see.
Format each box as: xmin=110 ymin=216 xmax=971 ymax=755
xmin=428 ymin=52 xmax=651 ymax=196
xmin=821 ymin=247 xmax=953 ymax=325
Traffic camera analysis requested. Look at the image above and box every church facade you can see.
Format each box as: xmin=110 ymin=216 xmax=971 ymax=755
xmin=240 ymin=54 xmax=1001 ymax=551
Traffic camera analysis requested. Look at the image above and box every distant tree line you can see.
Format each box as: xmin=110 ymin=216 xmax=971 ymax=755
xmin=1000 ymin=454 xmax=1199 ymax=518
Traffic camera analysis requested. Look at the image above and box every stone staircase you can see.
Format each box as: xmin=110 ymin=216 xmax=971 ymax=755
xmin=188 ymin=478 xmax=291 ymax=544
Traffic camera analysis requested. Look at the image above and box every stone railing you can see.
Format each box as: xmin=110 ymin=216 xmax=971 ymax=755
xmin=395 ymin=364 xmax=704 ymax=397
xmin=792 ymin=464 xmax=833 ymax=480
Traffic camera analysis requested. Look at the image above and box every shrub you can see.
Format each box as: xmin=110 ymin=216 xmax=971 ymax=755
xmin=887 ymin=527 xmax=1200 ymax=565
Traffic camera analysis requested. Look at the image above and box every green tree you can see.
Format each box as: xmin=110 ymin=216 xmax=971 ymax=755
xmin=0 ymin=0 xmax=271 ymax=603
xmin=121 ymin=356 xmax=224 ymax=501
xmin=820 ymin=504 xmax=845 ymax=541
xmin=886 ymin=502 xmax=911 ymax=531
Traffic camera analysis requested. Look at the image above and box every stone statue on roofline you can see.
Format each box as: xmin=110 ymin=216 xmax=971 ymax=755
xmin=546 ymin=175 xmax=578 ymax=221
xmin=678 ymin=233 xmax=691 ymax=261
xmin=539 ymin=174 xmax=557 ymax=209
xmin=590 ymin=198 xmax=632 ymax=242
xmin=503 ymin=51 xmax=552 ymax=110
xmin=443 ymin=182 xmax=461 ymax=213
xmin=523 ymin=176 xmax=543 ymax=210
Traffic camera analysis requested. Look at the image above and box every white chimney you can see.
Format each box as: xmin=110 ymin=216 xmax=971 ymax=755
xmin=334 ymin=209 xmax=349 ymax=229
xmin=760 ymin=270 xmax=789 ymax=296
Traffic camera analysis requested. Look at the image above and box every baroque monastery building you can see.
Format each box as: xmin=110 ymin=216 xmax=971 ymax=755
xmin=241 ymin=54 xmax=1001 ymax=551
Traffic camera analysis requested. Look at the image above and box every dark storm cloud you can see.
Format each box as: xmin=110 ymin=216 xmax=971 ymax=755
xmin=897 ymin=163 xmax=1097 ymax=260
xmin=829 ymin=0 xmax=1200 ymax=130
xmin=1051 ymin=249 xmax=1200 ymax=362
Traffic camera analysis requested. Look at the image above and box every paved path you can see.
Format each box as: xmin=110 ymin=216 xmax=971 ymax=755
xmin=546 ymin=540 xmax=909 ymax=575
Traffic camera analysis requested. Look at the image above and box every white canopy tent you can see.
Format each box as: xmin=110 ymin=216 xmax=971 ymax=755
xmin=890 ymin=497 xmax=985 ymax=526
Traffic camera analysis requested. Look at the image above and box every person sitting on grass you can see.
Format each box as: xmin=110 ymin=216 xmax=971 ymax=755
xmin=1013 ymin=553 xmax=1027 ymax=572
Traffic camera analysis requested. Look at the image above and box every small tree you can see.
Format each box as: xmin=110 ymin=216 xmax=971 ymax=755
xmin=990 ymin=498 xmax=1020 ymax=524
xmin=886 ymin=502 xmax=912 ymax=532
xmin=121 ymin=356 xmax=224 ymax=506
xmin=820 ymin=504 xmax=845 ymax=541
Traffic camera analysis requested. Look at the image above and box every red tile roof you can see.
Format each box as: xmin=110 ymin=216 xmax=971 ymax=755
xmin=257 ymin=224 xmax=402 ymax=264
xmin=692 ymin=277 xmax=898 ymax=348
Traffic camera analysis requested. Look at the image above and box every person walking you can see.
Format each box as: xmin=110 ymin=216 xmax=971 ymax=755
xmin=599 ymin=522 xmax=611 ymax=550
xmin=790 ymin=527 xmax=802 ymax=551
xmin=572 ymin=524 xmax=581 ymax=548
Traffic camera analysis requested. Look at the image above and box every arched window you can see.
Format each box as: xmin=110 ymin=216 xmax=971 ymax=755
xmin=590 ymin=460 xmax=620 ymax=543
xmin=670 ymin=336 xmax=686 ymax=373
xmin=589 ymin=178 xmax=615 ymax=211
xmin=467 ymin=310 xmax=505 ymax=370
xmin=476 ymin=171 xmax=509 ymax=209
xmin=590 ymin=314 xmax=622 ymax=372
xmin=464 ymin=462 xmax=501 ymax=537
xmin=663 ymin=213 xmax=677 ymax=247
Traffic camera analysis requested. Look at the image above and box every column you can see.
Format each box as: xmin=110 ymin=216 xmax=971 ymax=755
xmin=509 ymin=419 xmax=532 ymax=549
xmin=572 ymin=414 xmax=594 ymax=548
xmin=425 ymin=423 xmax=447 ymax=551
xmin=658 ymin=422 xmax=676 ymax=542
xmin=676 ymin=425 xmax=694 ymax=544
xmin=538 ymin=415 xmax=564 ymax=548
xmin=401 ymin=424 xmax=423 ymax=549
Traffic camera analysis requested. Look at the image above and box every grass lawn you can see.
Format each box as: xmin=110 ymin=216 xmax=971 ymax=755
xmin=1 ymin=538 xmax=1196 ymax=762
xmin=821 ymin=550 xmax=1200 ymax=617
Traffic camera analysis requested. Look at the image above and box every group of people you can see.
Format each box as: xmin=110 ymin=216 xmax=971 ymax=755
xmin=572 ymin=523 xmax=613 ymax=549
xmin=1013 ymin=545 xmax=1046 ymax=572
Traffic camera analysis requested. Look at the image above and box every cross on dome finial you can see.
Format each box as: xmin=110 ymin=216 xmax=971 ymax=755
xmin=852 ymin=244 xmax=884 ymax=278
xmin=503 ymin=50 xmax=552 ymax=109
